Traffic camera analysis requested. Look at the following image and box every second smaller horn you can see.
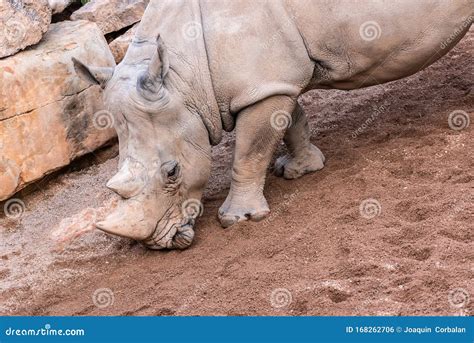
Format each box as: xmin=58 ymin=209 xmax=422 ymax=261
xmin=106 ymin=158 xmax=148 ymax=199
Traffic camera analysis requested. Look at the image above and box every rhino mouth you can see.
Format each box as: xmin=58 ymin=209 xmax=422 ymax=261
xmin=143 ymin=216 xmax=196 ymax=250
xmin=96 ymin=201 xmax=196 ymax=250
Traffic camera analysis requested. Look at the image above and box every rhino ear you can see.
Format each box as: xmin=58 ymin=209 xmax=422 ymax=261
xmin=148 ymin=34 xmax=170 ymax=81
xmin=72 ymin=57 xmax=114 ymax=89
xmin=137 ymin=34 xmax=170 ymax=100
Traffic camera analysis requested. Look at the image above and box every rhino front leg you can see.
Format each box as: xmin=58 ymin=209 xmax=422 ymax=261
xmin=274 ymin=103 xmax=325 ymax=179
xmin=218 ymin=95 xmax=296 ymax=228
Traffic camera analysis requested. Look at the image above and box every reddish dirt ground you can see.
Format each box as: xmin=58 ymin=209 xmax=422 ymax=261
xmin=0 ymin=30 xmax=472 ymax=316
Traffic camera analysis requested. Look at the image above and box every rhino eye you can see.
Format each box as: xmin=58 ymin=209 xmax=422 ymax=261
xmin=162 ymin=160 xmax=180 ymax=181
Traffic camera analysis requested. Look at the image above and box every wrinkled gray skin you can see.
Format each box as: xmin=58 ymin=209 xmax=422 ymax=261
xmin=73 ymin=0 xmax=472 ymax=249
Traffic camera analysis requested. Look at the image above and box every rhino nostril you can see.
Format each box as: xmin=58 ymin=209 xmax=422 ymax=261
xmin=172 ymin=224 xmax=195 ymax=249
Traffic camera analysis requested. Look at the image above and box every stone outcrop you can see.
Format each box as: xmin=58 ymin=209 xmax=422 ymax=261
xmin=48 ymin=0 xmax=76 ymax=14
xmin=71 ymin=0 xmax=148 ymax=35
xmin=109 ymin=23 xmax=137 ymax=63
xmin=0 ymin=20 xmax=116 ymax=201
xmin=0 ymin=0 xmax=52 ymax=58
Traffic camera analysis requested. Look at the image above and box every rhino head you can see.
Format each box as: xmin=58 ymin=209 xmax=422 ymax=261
xmin=72 ymin=36 xmax=212 ymax=249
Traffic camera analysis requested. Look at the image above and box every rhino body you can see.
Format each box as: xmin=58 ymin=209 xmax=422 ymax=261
xmin=74 ymin=0 xmax=472 ymax=249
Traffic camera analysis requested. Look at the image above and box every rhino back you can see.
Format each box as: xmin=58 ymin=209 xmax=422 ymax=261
xmin=121 ymin=0 xmax=471 ymax=127
xmin=202 ymin=0 xmax=472 ymax=115
xmin=287 ymin=0 xmax=473 ymax=89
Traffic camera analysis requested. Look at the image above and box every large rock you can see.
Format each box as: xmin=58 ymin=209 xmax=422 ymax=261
xmin=48 ymin=0 xmax=76 ymax=14
xmin=71 ymin=0 xmax=148 ymax=35
xmin=109 ymin=23 xmax=138 ymax=63
xmin=0 ymin=0 xmax=52 ymax=58
xmin=0 ymin=20 xmax=116 ymax=201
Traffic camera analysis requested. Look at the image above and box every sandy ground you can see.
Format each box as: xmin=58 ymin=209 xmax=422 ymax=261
xmin=0 ymin=30 xmax=472 ymax=317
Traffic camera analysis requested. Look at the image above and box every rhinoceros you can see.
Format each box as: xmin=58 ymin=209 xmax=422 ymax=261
xmin=73 ymin=0 xmax=472 ymax=249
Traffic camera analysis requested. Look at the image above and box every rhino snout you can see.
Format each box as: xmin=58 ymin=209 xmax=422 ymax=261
xmin=96 ymin=197 xmax=196 ymax=250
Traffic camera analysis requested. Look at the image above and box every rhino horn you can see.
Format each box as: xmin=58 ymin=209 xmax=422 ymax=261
xmin=106 ymin=159 xmax=147 ymax=198
xmin=137 ymin=35 xmax=170 ymax=100
xmin=106 ymin=169 xmax=139 ymax=199
xmin=95 ymin=200 xmax=156 ymax=241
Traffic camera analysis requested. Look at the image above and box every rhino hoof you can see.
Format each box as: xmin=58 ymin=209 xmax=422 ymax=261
xmin=274 ymin=144 xmax=325 ymax=179
xmin=218 ymin=204 xmax=270 ymax=228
